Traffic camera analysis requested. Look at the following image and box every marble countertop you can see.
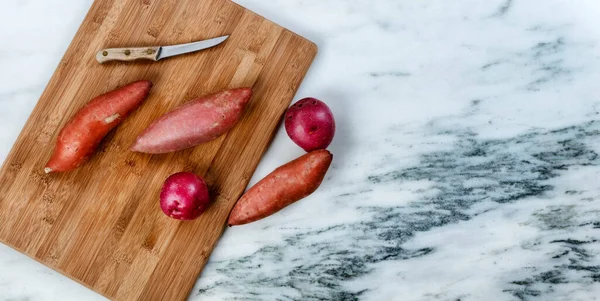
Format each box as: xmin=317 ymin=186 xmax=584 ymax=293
xmin=2 ymin=0 xmax=600 ymax=300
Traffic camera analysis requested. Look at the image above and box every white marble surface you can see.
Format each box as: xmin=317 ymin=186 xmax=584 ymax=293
xmin=2 ymin=0 xmax=600 ymax=300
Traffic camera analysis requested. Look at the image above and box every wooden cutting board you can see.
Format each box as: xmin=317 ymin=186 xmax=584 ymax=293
xmin=0 ymin=0 xmax=316 ymax=300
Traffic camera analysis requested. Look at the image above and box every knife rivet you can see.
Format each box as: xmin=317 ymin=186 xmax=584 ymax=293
xmin=147 ymin=49 xmax=154 ymax=54
xmin=102 ymin=51 xmax=108 ymax=56
xmin=124 ymin=50 xmax=131 ymax=55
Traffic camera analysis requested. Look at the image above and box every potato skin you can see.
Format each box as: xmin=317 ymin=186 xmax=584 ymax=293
xmin=130 ymin=88 xmax=252 ymax=154
xmin=160 ymin=172 xmax=210 ymax=221
xmin=228 ymin=149 xmax=333 ymax=226
xmin=285 ymin=98 xmax=336 ymax=152
xmin=44 ymin=80 xmax=152 ymax=173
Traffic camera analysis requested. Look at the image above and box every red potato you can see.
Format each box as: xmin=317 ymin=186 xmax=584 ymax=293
xmin=44 ymin=80 xmax=152 ymax=173
xmin=285 ymin=98 xmax=335 ymax=152
xmin=160 ymin=172 xmax=210 ymax=220
xmin=130 ymin=88 xmax=252 ymax=154
xmin=228 ymin=149 xmax=333 ymax=226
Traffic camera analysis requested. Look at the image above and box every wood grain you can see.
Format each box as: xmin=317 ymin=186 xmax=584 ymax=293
xmin=0 ymin=0 xmax=317 ymax=300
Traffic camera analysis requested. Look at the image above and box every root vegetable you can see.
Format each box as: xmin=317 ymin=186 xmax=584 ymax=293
xmin=285 ymin=98 xmax=335 ymax=152
xmin=160 ymin=172 xmax=210 ymax=220
xmin=44 ymin=80 xmax=152 ymax=173
xmin=228 ymin=149 xmax=333 ymax=226
xmin=130 ymin=88 xmax=252 ymax=154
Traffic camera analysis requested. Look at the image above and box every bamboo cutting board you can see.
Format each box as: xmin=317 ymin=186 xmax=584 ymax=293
xmin=0 ymin=0 xmax=316 ymax=300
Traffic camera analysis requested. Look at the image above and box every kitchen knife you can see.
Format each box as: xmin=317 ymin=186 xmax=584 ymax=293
xmin=96 ymin=35 xmax=229 ymax=64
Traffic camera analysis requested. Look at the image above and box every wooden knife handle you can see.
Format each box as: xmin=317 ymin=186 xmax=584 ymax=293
xmin=96 ymin=46 xmax=160 ymax=63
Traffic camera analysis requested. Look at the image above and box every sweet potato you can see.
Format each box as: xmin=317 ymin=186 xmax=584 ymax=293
xmin=130 ymin=88 xmax=252 ymax=154
xmin=44 ymin=80 xmax=152 ymax=173
xmin=228 ymin=149 xmax=333 ymax=226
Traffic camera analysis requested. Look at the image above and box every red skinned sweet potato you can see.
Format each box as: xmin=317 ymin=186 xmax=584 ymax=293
xmin=228 ymin=149 xmax=333 ymax=226
xmin=44 ymin=80 xmax=152 ymax=173
xmin=130 ymin=88 xmax=252 ymax=154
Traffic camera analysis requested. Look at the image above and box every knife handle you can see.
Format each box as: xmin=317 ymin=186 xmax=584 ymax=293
xmin=96 ymin=47 xmax=160 ymax=64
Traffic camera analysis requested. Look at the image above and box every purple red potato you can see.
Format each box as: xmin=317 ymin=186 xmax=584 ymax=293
xmin=285 ymin=98 xmax=335 ymax=152
xmin=131 ymin=88 xmax=252 ymax=154
xmin=160 ymin=172 xmax=210 ymax=220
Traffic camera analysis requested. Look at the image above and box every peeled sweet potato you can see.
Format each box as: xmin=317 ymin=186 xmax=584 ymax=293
xmin=228 ymin=149 xmax=333 ymax=226
xmin=45 ymin=80 xmax=152 ymax=173
xmin=130 ymin=88 xmax=252 ymax=154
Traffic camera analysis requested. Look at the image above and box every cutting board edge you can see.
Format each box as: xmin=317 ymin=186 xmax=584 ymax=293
xmin=227 ymin=0 xmax=319 ymax=54
xmin=0 ymin=237 xmax=104 ymax=297
xmin=0 ymin=0 xmax=117 ymax=293
xmin=0 ymin=2 xmax=98 ymax=174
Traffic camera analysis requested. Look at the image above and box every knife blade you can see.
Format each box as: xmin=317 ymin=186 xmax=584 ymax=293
xmin=96 ymin=35 xmax=229 ymax=64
